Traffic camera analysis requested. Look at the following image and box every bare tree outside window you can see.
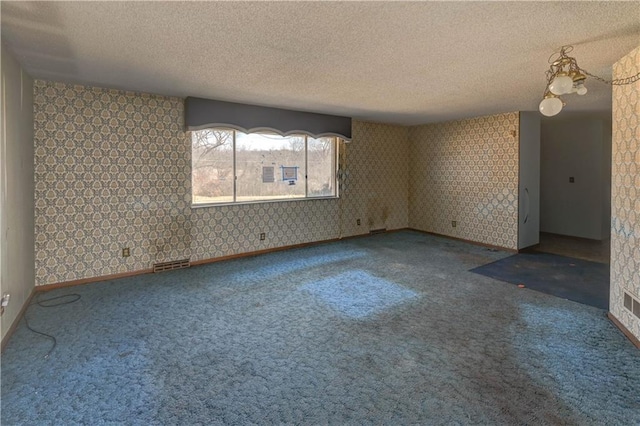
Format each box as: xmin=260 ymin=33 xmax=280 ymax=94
xmin=192 ymin=129 xmax=232 ymax=168
xmin=192 ymin=129 xmax=233 ymax=203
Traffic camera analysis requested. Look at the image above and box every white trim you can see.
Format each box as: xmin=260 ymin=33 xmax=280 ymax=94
xmin=191 ymin=196 xmax=339 ymax=209
xmin=186 ymin=124 xmax=351 ymax=141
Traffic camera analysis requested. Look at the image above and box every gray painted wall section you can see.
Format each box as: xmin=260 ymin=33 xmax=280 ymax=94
xmin=518 ymin=112 xmax=540 ymax=249
xmin=601 ymin=120 xmax=612 ymax=240
xmin=540 ymin=117 xmax=611 ymax=240
xmin=1 ymin=44 xmax=35 ymax=342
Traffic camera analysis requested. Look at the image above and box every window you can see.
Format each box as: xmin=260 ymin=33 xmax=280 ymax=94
xmin=192 ymin=128 xmax=338 ymax=205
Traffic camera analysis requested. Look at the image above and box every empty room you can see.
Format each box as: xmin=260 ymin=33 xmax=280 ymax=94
xmin=1 ymin=1 xmax=639 ymax=424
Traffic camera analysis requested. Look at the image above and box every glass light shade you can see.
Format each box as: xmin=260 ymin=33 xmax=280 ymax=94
xmin=549 ymin=75 xmax=574 ymax=95
xmin=539 ymin=97 xmax=563 ymax=117
xmin=575 ymin=82 xmax=588 ymax=95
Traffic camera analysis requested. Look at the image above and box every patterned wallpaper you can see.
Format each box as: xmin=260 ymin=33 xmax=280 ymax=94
xmin=33 ymin=81 xmax=409 ymax=286
xmin=610 ymin=46 xmax=640 ymax=340
xmin=342 ymin=122 xmax=409 ymax=235
xmin=34 ymin=82 xmax=190 ymax=284
xmin=408 ymin=113 xmax=520 ymax=250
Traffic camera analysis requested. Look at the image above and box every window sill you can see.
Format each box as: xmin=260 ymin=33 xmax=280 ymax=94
xmin=191 ymin=196 xmax=339 ymax=209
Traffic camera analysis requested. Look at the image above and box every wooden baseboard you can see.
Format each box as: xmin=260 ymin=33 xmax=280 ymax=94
xmin=190 ymin=236 xmax=351 ymax=267
xmin=1 ymin=288 xmax=36 ymax=353
xmin=36 ymin=226 xmax=503 ymax=293
xmin=407 ymin=228 xmax=517 ymax=253
xmin=37 ymin=229 xmax=401 ymax=290
xmin=38 ymin=268 xmax=154 ymax=292
xmin=190 ymin=229 xmax=400 ymax=266
xmin=607 ymin=312 xmax=640 ymax=350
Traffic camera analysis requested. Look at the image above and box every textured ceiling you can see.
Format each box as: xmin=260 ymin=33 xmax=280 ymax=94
xmin=2 ymin=1 xmax=639 ymax=125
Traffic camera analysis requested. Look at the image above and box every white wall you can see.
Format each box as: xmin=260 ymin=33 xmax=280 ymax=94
xmin=518 ymin=112 xmax=540 ymax=249
xmin=540 ymin=115 xmax=612 ymax=240
xmin=1 ymin=43 xmax=35 ymax=343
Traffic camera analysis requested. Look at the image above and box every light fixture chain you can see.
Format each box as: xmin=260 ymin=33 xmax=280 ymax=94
xmin=580 ymin=69 xmax=640 ymax=86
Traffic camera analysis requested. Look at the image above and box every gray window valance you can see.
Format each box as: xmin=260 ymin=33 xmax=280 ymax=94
xmin=184 ymin=97 xmax=352 ymax=141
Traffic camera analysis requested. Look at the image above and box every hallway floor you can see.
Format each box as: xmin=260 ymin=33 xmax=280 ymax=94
xmin=535 ymin=232 xmax=610 ymax=264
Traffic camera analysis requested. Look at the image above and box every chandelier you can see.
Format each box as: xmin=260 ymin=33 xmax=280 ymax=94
xmin=539 ymin=45 xmax=640 ymax=117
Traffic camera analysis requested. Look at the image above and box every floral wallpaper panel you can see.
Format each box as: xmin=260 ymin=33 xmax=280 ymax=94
xmin=610 ymin=46 xmax=640 ymax=340
xmin=408 ymin=112 xmax=520 ymax=250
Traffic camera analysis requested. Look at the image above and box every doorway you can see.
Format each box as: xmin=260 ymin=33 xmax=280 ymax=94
xmin=538 ymin=114 xmax=612 ymax=265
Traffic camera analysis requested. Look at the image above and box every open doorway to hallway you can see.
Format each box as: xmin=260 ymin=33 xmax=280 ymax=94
xmin=538 ymin=113 xmax=612 ymax=265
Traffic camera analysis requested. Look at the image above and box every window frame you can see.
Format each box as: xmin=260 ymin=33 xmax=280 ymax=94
xmin=191 ymin=128 xmax=340 ymax=208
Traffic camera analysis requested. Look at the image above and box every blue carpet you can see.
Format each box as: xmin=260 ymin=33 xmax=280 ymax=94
xmin=301 ymin=270 xmax=419 ymax=318
xmin=470 ymin=252 xmax=610 ymax=310
xmin=2 ymin=231 xmax=639 ymax=425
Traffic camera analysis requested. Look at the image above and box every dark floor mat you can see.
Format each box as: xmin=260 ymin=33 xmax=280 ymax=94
xmin=470 ymin=252 xmax=610 ymax=309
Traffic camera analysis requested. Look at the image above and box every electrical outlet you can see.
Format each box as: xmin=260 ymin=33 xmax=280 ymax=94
xmin=122 ymin=247 xmax=130 ymax=257
xmin=259 ymin=233 xmax=266 ymax=241
xmin=1 ymin=293 xmax=10 ymax=307
xmin=452 ymin=220 xmax=457 ymax=228
xmin=357 ymin=219 xmax=361 ymax=226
